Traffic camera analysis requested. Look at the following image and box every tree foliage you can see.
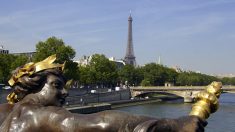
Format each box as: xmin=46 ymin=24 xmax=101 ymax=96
xmin=63 ymin=61 xmax=79 ymax=80
xmin=0 ymin=54 xmax=13 ymax=83
xmin=10 ymin=55 xmax=29 ymax=70
xmin=141 ymin=79 xmax=151 ymax=86
xmin=0 ymin=54 xmax=28 ymax=84
xmin=33 ymin=36 xmax=75 ymax=63
xmin=118 ymin=64 xmax=138 ymax=86
xmin=221 ymin=77 xmax=235 ymax=85
xmin=33 ymin=36 xmax=78 ymax=80
xmin=79 ymin=54 xmax=118 ymax=88
xmin=140 ymin=63 xmax=178 ymax=86
xmin=176 ymin=71 xmax=218 ymax=86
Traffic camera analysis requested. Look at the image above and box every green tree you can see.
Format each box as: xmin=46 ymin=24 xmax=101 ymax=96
xmin=0 ymin=54 xmax=30 ymax=84
xmin=89 ymin=54 xmax=118 ymax=87
xmin=139 ymin=63 xmax=178 ymax=86
xmin=176 ymin=71 xmax=218 ymax=86
xmin=0 ymin=54 xmax=11 ymax=83
xmin=118 ymin=64 xmax=136 ymax=86
xmin=10 ymin=55 xmax=29 ymax=70
xmin=141 ymin=79 xmax=151 ymax=86
xmin=141 ymin=63 xmax=167 ymax=86
xmin=33 ymin=36 xmax=75 ymax=63
xmin=221 ymin=77 xmax=235 ymax=85
xmin=165 ymin=67 xmax=178 ymax=84
xmin=79 ymin=66 xmax=92 ymax=86
xmin=118 ymin=64 xmax=143 ymax=86
xmin=134 ymin=67 xmax=144 ymax=86
xmin=63 ymin=61 xmax=79 ymax=80
xmin=33 ymin=36 xmax=78 ymax=80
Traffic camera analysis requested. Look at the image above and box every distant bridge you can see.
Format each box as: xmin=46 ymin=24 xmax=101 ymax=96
xmin=130 ymin=86 xmax=235 ymax=103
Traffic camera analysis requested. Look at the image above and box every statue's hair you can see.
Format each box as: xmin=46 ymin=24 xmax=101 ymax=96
xmin=10 ymin=69 xmax=66 ymax=103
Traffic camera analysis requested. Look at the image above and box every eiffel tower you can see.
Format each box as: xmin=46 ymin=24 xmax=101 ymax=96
xmin=124 ymin=13 xmax=136 ymax=66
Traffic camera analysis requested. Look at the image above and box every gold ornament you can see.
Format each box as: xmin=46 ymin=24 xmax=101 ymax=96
xmin=8 ymin=54 xmax=64 ymax=86
xmin=6 ymin=92 xmax=18 ymax=104
xmin=189 ymin=81 xmax=222 ymax=119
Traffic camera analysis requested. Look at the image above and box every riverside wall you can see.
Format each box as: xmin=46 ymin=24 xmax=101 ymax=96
xmin=66 ymin=89 xmax=131 ymax=106
xmin=0 ymin=88 xmax=131 ymax=105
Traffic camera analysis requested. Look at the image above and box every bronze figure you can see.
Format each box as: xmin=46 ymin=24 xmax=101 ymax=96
xmin=0 ymin=55 xmax=206 ymax=132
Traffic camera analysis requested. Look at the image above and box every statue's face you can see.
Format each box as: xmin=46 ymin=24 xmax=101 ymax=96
xmin=37 ymin=74 xmax=68 ymax=106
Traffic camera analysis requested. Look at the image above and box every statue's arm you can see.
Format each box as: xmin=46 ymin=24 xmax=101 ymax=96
xmin=32 ymin=107 xmax=206 ymax=132
xmin=36 ymin=108 xmax=155 ymax=131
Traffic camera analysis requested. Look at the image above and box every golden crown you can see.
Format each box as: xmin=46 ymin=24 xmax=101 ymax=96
xmin=8 ymin=54 xmax=64 ymax=86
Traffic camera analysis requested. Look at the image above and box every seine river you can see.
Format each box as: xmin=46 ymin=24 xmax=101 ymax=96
xmin=116 ymin=93 xmax=235 ymax=132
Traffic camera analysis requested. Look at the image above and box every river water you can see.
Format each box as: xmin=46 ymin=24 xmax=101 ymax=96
xmin=116 ymin=93 xmax=235 ymax=132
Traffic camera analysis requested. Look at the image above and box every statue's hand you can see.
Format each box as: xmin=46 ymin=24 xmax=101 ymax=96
xmin=176 ymin=116 xmax=207 ymax=132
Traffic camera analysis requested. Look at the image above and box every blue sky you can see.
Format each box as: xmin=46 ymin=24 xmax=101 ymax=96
xmin=0 ymin=0 xmax=235 ymax=75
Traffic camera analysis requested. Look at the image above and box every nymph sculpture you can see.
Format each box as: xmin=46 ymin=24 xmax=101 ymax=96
xmin=0 ymin=55 xmax=207 ymax=132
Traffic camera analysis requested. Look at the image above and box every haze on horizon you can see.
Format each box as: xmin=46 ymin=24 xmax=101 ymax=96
xmin=0 ymin=0 xmax=235 ymax=76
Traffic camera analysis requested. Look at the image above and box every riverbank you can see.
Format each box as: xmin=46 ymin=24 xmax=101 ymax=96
xmin=110 ymin=96 xmax=182 ymax=109
xmin=65 ymin=96 xmax=182 ymax=113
